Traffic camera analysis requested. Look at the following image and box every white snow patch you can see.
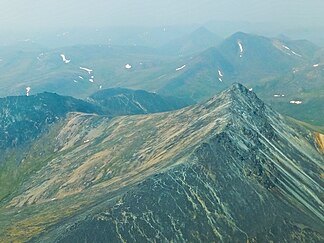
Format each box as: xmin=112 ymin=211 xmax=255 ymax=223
xmin=89 ymin=79 xmax=94 ymax=83
xmin=282 ymin=45 xmax=302 ymax=57
xmin=218 ymin=70 xmax=223 ymax=77
xmin=99 ymin=85 xmax=102 ymax=89
xmin=80 ymin=67 xmax=93 ymax=74
xmin=176 ymin=65 xmax=186 ymax=71
xmin=60 ymin=54 xmax=71 ymax=64
xmin=26 ymin=87 xmax=31 ymax=96
xmin=238 ymin=41 xmax=244 ymax=57
xmin=79 ymin=76 xmax=84 ymax=80
xmin=249 ymin=88 xmax=253 ymax=92
xmin=84 ymin=139 xmax=90 ymax=143
xmin=125 ymin=64 xmax=132 ymax=69
xmin=282 ymin=45 xmax=290 ymax=50
xmin=218 ymin=78 xmax=223 ymax=82
xmin=73 ymin=80 xmax=78 ymax=83
xmin=313 ymin=64 xmax=320 ymax=67
xmin=290 ymin=100 xmax=303 ymax=105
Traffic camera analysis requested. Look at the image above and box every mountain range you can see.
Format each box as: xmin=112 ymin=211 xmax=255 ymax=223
xmin=0 ymin=84 xmax=323 ymax=242
xmin=0 ymin=29 xmax=323 ymax=125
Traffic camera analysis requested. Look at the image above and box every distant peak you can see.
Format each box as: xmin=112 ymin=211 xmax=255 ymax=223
xmin=192 ymin=26 xmax=211 ymax=34
xmin=227 ymin=31 xmax=260 ymax=41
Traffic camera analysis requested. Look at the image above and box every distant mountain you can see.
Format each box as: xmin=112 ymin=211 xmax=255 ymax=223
xmin=0 ymin=84 xmax=323 ymax=242
xmin=0 ymin=31 xmax=323 ymax=125
xmin=158 ymin=32 xmax=314 ymax=99
xmin=156 ymin=32 xmax=324 ymax=125
xmin=158 ymin=47 xmax=233 ymax=100
xmin=218 ymin=32 xmax=306 ymax=77
xmin=89 ymin=87 xmax=192 ymax=116
xmin=158 ymin=32 xmax=320 ymax=98
xmin=160 ymin=27 xmax=223 ymax=55
xmin=0 ymin=44 xmax=171 ymax=98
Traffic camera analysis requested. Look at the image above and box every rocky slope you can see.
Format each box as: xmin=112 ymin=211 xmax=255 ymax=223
xmin=0 ymin=92 xmax=102 ymax=151
xmin=0 ymin=84 xmax=323 ymax=242
xmin=89 ymin=87 xmax=192 ymax=116
xmin=0 ymin=88 xmax=188 ymax=152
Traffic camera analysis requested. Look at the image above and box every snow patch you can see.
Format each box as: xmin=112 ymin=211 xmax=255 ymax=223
xmin=282 ymin=45 xmax=290 ymax=50
xmin=89 ymin=79 xmax=94 ymax=83
xmin=313 ymin=64 xmax=320 ymax=67
xmin=217 ymin=69 xmax=224 ymax=82
xmin=60 ymin=54 xmax=71 ymax=64
xmin=290 ymin=100 xmax=303 ymax=105
xmin=80 ymin=67 xmax=93 ymax=74
xmin=282 ymin=44 xmax=302 ymax=57
xmin=237 ymin=41 xmax=244 ymax=57
xmin=274 ymin=94 xmax=285 ymax=97
xmin=176 ymin=65 xmax=186 ymax=71
xmin=125 ymin=64 xmax=132 ymax=69
xmin=26 ymin=87 xmax=31 ymax=96
xmin=249 ymin=88 xmax=253 ymax=92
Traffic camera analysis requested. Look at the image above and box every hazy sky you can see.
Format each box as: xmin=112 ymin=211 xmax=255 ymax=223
xmin=0 ymin=0 xmax=323 ymax=30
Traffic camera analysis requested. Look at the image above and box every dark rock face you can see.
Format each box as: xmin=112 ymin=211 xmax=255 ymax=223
xmin=56 ymin=161 xmax=322 ymax=243
xmin=0 ymin=92 xmax=101 ymax=150
xmin=89 ymin=87 xmax=192 ymax=116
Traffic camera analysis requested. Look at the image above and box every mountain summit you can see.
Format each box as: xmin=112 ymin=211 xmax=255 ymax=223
xmin=0 ymin=84 xmax=323 ymax=242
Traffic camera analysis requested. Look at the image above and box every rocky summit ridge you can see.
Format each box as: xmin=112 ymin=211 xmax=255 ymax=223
xmin=0 ymin=84 xmax=323 ymax=242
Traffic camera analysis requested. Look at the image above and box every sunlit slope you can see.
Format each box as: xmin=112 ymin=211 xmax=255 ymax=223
xmin=0 ymin=84 xmax=323 ymax=242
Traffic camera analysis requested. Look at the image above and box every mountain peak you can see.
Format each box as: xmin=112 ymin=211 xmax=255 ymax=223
xmin=227 ymin=82 xmax=250 ymax=93
xmin=228 ymin=31 xmax=255 ymax=40
xmin=199 ymin=83 xmax=266 ymax=126
xmin=191 ymin=26 xmax=214 ymax=36
xmin=215 ymin=83 xmax=259 ymax=105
